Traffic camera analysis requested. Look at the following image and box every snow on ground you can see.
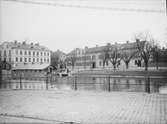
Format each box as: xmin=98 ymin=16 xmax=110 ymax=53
xmin=0 ymin=89 xmax=167 ymax=124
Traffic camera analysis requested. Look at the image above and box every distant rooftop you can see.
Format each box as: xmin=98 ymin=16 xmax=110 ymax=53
xmin=67 ymin=41 xmax=138 ymax=54
xmin=0 ymin=41 xmax=50 ymax=51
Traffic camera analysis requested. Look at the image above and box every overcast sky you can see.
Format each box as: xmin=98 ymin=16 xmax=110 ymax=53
xmin=0 ymin=0 xmax=167 ymax=53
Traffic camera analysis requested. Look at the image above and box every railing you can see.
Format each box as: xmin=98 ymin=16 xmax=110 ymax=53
xmin=0 ymin=74 xmax=167 ymax=93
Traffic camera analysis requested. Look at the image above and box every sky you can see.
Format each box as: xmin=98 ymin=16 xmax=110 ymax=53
xmin=0 ymin=0 xmax=167 ymax=53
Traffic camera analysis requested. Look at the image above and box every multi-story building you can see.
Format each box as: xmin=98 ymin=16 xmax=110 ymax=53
xmin=0 ymin=40 xmax=51 ymax=76
xmin=67 ymin=41 xmax=141 ymax=70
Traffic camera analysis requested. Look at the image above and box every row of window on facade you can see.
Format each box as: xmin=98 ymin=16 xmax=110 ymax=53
xmin=0 ymin=50 xmax=11 ymax=56
xmin=15 ymin=57 xmax=50 ymax=63
xmin=75 ymin=60 xmax=109 ymax=66
xmin=15 ymin=50 xmax=50 ymax=56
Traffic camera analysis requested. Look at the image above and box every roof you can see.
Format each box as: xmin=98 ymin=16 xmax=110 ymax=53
xmin=12 ymin=64 xmax=51 ymax=70
xmin=0 ymin=41 xmax=50 ymax=51
xmin=86 ymin=42 xmax=138 ymax=54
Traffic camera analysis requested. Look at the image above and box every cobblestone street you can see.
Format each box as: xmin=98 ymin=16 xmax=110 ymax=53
xmin=0 ymin=90 xmax=166 ymax=124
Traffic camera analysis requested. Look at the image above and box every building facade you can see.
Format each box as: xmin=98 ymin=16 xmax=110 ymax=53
xmin=67 ymin=41 xmax=142 ymax=70
xmin=0 ymin=41 xmax=51 ymax=78
xmin=0 ymin=41 xmax=51 ymax=67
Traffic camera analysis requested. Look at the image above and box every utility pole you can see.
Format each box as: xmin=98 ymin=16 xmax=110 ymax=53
xmin=0 ymin=64 xmax=2 ymax=88
xmin=166 ymin=0 xmax=167 ymax=15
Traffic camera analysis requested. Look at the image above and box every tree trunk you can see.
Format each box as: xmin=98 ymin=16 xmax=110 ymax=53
xmin=0 ymin=66 xmax=2 ymax=88
xmin=113 ymin=64 xmax=116 ymax=71
xmin=72 ymin=64 xmax=74 ymax=70
xmin=156 ymin=62 xmax=158 ymax=70
xmin=103 ymin=60 xmax=105 ymax=68
xmin=145 ymin=61 xmax=148 ymax=71
xmin=125 ymin=62 xmax=129 ymax=69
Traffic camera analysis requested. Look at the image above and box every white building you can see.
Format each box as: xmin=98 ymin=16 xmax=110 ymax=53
xmin=0 ymin=40 xmax=51 ymax=71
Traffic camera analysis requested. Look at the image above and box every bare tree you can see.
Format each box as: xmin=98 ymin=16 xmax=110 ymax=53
xmin=135 ymin=32 xmax=154 ymax=71
xmin=121 ymin=49 xmax=137 ymax=69
xmin=109 ymin=45 xmax=121 ymax=71
xmin=51 ymin=51 xmax=66 ymax=69
xmin=152 ymin=45 xmax=160 ymax=70
xmin=66 ymin=50 xmax=77 ymax=70
xmin=101 ymin=44 xmax=110 ymax=68
xmin=51 ymin=52 xmax=60 ymax=69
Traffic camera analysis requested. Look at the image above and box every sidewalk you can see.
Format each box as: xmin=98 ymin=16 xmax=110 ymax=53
xmin=0 ymin=90 xmax=167 ymax=124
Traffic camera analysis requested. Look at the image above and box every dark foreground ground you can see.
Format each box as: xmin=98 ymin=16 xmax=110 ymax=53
xmin=0 ymin=90 xmax=167 ymax=124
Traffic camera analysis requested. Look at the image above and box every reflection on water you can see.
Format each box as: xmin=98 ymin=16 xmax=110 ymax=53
xmin=0 ymin=77 xmax=167 ymax=93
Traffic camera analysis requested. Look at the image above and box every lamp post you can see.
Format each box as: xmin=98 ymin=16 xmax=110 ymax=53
xmin=0 ymin=63 xmax=2 ymax=88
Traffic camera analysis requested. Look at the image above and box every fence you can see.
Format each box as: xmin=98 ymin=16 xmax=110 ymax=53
xmin=0 ymin=73 xmax=167 ymax=93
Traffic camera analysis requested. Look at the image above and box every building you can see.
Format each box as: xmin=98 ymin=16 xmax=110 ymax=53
xmin=0 ymin=40 xmax=51 ymax=76
xmin=66 ymin=41 xmax=141 ymax=70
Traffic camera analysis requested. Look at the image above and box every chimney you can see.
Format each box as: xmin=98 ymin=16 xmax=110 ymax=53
xmin=14 ymin=40 xmax=17 ymax=44
xmin=107 ymin=43 xmax=111 ymax=46
xmin=22 ymin=41 xmax=26 ymax=45
xmin=136 ymin=39 xmax=140 ymax=42
xmin=126 ymin=41 xmax=129 ymax=44
xmin=35 ymin=43 xmax=39 ymax=46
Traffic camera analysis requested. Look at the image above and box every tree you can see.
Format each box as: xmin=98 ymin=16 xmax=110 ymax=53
xmin=152 ymin=45 xmax=160 ymax=70
xmin=135 ymin=33 xmax=154 ymax=71
xmin=51 ymin=50 xmax=66 ymax=70
xmin=51 ymin=52 xmax=60 ymax=69
xmin=101 ymin=44 xmax=110 ymax=68
xmin=109 ymin=45 xmax=121 ymax=71
xmin=121 ymin=50 xmax=137 ymax=69
xmin=66 ymin=50 xmax=77 ymax=70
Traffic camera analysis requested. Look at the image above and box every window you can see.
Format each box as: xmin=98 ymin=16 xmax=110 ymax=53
xmin=20 ymin=57 xmax=22 ymax=62
xmin=41 ymin=58 xmax=43 ymax=63
xmin=44 ymin=58 xmax=46 ymax=62
xmin=16 ymin=57 xmax=18 ymax=62
xmin=37 ymin=52 xmax=39 ymax=56
xmin=20 ymin=50 xmax=22 ymax=55
xmin=24 ymin=58 xmax=27 ymax=62
xmin=9 ymin=50 xmax=11 ymax=56
xmin=37 ymin=58 xmax=39 ymax=62
xmin=29 ymin=51 xmax=31 ymax=56
xmin=25 ymin=51 xmax=27 ymax=55
xmin=29 ymin=58 xmax=31 ymax=62
xmin=41 ymin=52 xmax=43 ymax=56
xmin=9 ymin=57 xmax=11 ymax=62
xmin=4 ymin=58 xmax=6 ymax=61
xmin=47 ymin=58 xmax=49 ymax=63
xmin=33 ymin=51 xmax=35 ymax=56
xmin=4 ymin=50 xmax=6 ymax=56
xmin=33 ymin=58 xmax=35 ymax=62
xmin=44 ymin=52 xmax=46 ymax=56
xmin=47 ymin=52 xmax=49 ymax=56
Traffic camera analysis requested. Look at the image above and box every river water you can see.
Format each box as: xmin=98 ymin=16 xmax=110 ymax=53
xmin=1 ymin=76 xmax=167 ymax=94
